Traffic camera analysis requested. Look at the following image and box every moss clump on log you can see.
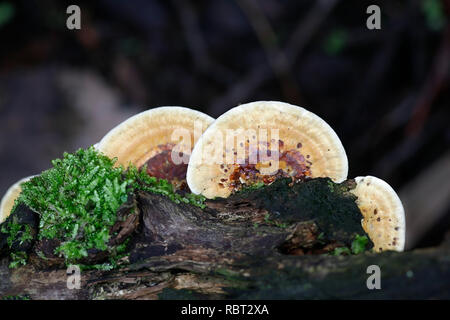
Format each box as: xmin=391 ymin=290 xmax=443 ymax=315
xmin=0 ymin=203 xmax=39 ymax=268
xmin=2 ymin=173 xmax=371 ymax=269
xmin=1 ymin=173 xmax=448 ymax=299
xmin=0 ymin=148 xmax=381 ymax=299
xmin=0 ymin=147 xmax=205 ymax=269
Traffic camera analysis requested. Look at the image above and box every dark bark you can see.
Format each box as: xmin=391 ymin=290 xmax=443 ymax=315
xmin=1 ymin=178 xmax=449 ymax=300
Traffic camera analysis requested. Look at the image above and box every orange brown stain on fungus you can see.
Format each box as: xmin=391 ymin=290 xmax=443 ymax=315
xmin=227 ymin=139 xmax=312 ymax=191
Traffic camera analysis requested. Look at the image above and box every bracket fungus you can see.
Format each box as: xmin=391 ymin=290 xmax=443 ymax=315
xmin=97 ymin=106 xmax=214 ymax=190
xmin=350 ymin=176 xmax=406 ymax=252
xmin=187 ymin=101 xmax=348 ymax=199
xmin=0 ymin=102 xmax=409 ymax=280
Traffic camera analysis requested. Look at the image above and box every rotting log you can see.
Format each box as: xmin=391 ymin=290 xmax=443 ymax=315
xmin=1 ymin=178 xmax=449 ymax=300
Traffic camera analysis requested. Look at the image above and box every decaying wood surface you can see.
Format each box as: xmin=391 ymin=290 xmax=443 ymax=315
xmin=1 ymin=178 xmax=449 ymax=300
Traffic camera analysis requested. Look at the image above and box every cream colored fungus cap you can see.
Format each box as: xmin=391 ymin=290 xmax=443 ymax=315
xmin=350 ymin=176 xmax=406 ymax=252
xmin=187 ymin=101 xmax=348 ymax=199
xmin=97 ymin=107 xmax=214 ymax=168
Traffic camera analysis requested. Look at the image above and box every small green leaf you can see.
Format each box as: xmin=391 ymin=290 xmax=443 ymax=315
xmin=331 ymin=247 xmax=351 ymax=256
xmin=351 ymin=234 xmax=369 ymax=254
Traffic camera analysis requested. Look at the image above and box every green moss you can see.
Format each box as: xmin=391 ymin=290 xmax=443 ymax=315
xmin=1 ymin=221 xmax=22 ymax=247
xmin=239 ymin=182 xmax=265 ymax=193
xmin=126 ymin=165 xmax=206 ymax=208
xmin=14 ymin=147 xmax=129 ymax=264
xmin=351 ymin=234 xmax=369 ymax=254
xmin=1 ymin=213 xmax=35 ymax=252
xmin=215 ymin=267 xmax=241 ymax=279
xmin=78 ymin=238 xmax=130 ymax=271
xmin=331 ymin=247 xmax=351 ymax=256
xmin=2 ymin=295 xmax=31 ymax=301
xmin=330 ymin=234 xmax=370 ymax=256
xmin=3 ymin=146 xmax=205 ymax=268
xmin=19 ymin=225 xmax=33 ymax=245
xmin=9 ymin=251 xmax=27 ymax=268
xmin=263 ymin=213 xmax=288 ymax=229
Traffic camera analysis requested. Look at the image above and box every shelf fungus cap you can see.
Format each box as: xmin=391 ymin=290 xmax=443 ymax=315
xmin=97 ymin=107 xmax=214 ymax=187
xmin=350 ymin=176 xmax=406 ymax=252
xmin=0 ymin=176 xmax=35 ymax=224
xmin=187 ymin=101 xmax=348 ymax=199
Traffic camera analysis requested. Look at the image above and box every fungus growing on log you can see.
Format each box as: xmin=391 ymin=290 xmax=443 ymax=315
xmin=350 ymin=176 xmax=406 ymax=252
xmin=97 ymin=106 xmax=214 ymax=190
xmin=187 ymin=101 xmax=348 ymax=199
xmin=0 ymin=103 xmax=419 ymax=300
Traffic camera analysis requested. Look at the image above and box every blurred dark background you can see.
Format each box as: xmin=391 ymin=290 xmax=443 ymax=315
xmin=0 ymin=0 xmax=449 ymax=249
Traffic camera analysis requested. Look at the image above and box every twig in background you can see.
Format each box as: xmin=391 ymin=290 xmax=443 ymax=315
xmin=343 ymin=14 xmax=409 ymax=134
xmin=172 ymin=0 xmax=236 ymax=85
xmin=373 ymin=108 xmax=448 ymax=179
xmin=208 ymin=0 xmax=340 ymax=116
xmin=235 ymin=0 xmax=301 ymax=103
xmin=285 ymin=0 xmax=339 ymax=61
xmin=406 ymin=25 xmax=450 ymax=136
